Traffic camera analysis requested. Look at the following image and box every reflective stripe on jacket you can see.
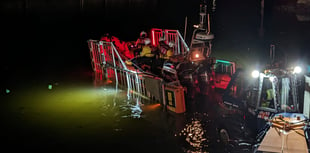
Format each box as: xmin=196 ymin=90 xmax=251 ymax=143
xmin=266 ymin=89 xmax=274 ymax=101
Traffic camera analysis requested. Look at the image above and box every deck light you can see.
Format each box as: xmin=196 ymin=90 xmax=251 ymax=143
xmin=293 ymin=66 xmax=302 ymax=74
xmin=251 ymin=70 xmax=260 ymax=78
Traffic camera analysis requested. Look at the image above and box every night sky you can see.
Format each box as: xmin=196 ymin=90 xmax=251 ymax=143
xmin=0 ymin=0 xmax=309 ymax=95
xmin=1 ymin=0 xmax=309 ymax=75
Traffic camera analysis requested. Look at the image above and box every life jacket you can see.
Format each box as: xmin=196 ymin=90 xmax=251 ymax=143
xmin=140 ymin=45 xmax=154 ymax=57
xmin=160 ymin=48 xmax=174 ymax=59
xmin=266 ymin=88 xmax=274 ymax=101
xmin=157 ymin=41 xmax=168 ymax=53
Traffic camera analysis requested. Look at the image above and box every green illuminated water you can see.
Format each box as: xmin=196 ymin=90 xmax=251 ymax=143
xmin=1 ymin=75 xmax=183 ymax=152
xmin=1 ymin=70 xmax=226 ymax=153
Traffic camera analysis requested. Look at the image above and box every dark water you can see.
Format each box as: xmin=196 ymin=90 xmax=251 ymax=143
xmin=1 ymin=0 xmax=310 ymax=152
xmin=0 ymin=82 xmax=223 ymax=153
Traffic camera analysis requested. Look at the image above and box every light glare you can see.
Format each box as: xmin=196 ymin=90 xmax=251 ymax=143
xmin=294 ymin=66 xmax=302 ymax=74
xmin=251 ymin=70 xmax=260 ymax=78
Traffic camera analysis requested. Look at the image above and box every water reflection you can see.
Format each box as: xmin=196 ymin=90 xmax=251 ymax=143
xmin=99 ymin=91 xmax=143 ymax=132
xmin=94 ymin=71 xmax=143 ymax=119
xmin=93 ymin=70 xmax=224 ymax=152
xmin=119 ymin=98 xmax=143 ymax=119
xmin=0 ymin=67 xmax=230 ymax=152
xmin=181 ymin=119 xmax=208 ymax=152
xmin=173 ymin=111 xmax=222 ymax=153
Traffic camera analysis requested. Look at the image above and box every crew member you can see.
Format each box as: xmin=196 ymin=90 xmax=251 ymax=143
xmin=261 ymin=84 xmax=274 ymax=108
xmin=133 ymin=31 xmax=148 ymax=56
xmin=139 ymin=38 xmax=153 ymax=58
xmin=160 ymin=41 xmax=174 ymax=60
xmin=125 ymin=38 xmax=154 ymax=66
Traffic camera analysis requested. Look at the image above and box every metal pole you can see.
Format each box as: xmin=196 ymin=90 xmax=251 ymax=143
xmin=207 ymin=14 xmax=211 ymax=34
xmin=184 ymin=16 xmax=187 ymax=41
xmin=162 ymin=84 xmax=166 ymax=112
xmin=270 ymin=44 xmax=275 ymax=64
xmin=259 ymin=0 xmax=264 ymax=38
xmin=80 ymin=0 xmax=84 ymax=10
xmin=110 ymin=42 xmax=118 ymax=86
xmin=190 ymin=29 xmax=198 ymax=48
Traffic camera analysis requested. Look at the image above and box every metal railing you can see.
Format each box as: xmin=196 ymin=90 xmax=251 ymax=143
xmin=151 ymin=28 xmax=190 ymax=55
xmin=88 ymin=28 xmax=189 ymax=102
xmin=88 ymin=40 xmax=158 ymax=101
xmin=88 ymin=40 xmax=103 ymax=73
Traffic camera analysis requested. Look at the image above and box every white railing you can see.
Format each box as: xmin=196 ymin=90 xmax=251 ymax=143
xmin=151 ymin=28 xmax=190 ymax=55
xmin=87 ymin=40 xmax=161 ymax=101
xmin=88 ymin=40 xmax=102 ymax=73
xmin=88 ymin=28 xmax=189 ymax=102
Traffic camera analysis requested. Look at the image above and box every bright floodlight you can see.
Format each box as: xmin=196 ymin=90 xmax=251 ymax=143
xmin=251 ymin=70 xmax=260 ymax=78
xmin=294 ymin=66 xmax=302 ymax=74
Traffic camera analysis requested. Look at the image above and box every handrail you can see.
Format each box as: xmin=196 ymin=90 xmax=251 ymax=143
xmin=110 ymin=42 xmax=128 ymax=71
xmin=177 ymin=30 xmax=190 ymax=53
xmin=87 ymin=29 xmax=190 ymax=102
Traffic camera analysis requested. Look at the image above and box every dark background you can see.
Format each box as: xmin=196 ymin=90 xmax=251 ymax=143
xmin=0 ymin=1 xmax=309 ymax=152
xmin=1 ymin=0 xmax=310 ymax=87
